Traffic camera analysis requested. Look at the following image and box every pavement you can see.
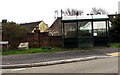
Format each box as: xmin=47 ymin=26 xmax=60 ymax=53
xmin=1 ymin=47 xmax=119 ymax=69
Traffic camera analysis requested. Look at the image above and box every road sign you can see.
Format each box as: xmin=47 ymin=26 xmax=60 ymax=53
xmin=0 ymin=41 xmax=8 ymax=44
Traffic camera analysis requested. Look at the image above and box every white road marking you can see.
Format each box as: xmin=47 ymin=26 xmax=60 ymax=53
xmin=10 ymin=68 xmax=26 ymax=71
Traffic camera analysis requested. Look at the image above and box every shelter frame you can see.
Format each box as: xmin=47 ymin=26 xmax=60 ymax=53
xmin=61 ymin=15 xmax=110 ymax=48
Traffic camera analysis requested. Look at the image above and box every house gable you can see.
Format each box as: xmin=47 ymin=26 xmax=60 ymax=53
xmin=49 ymin=17 xmax=62 ymax=36
xmin=38 ymin=21 xmax=48 ymax=32
xmin=20 ymin=21 xmax=48 ymax=33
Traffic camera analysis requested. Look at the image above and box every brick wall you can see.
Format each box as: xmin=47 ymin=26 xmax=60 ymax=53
xmin=49 ymin=36 xmax=62 ymax=47
xmin=27 ymin=30 xmax=62 ymax=48
xmin=49 ymin=17 xmax=61 ymax=36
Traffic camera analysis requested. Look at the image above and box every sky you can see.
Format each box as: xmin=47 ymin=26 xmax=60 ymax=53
xmin=0 ymin=0 xmax=120 ymax=26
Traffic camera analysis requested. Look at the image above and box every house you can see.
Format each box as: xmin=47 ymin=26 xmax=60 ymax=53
xmin=108 ymin=14 xmax=117 ymax=22
xmin=48 ymin=17 xmax=62 ymax=36
xmin=20 ymin=21 xmax=48 ymax=33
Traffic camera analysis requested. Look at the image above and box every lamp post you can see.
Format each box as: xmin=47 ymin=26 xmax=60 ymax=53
xmin=89 ymin=14 xmax=94 ymax=46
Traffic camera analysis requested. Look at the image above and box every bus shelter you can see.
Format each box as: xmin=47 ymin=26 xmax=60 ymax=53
xmin=62 ymin=15 xmax=110 ymax=48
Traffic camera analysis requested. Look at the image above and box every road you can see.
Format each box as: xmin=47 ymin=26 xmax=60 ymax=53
xmin=2 ymin=48 xmax=119 ymax=65
xmin=2 ymin=56 xmax=119 ymax=73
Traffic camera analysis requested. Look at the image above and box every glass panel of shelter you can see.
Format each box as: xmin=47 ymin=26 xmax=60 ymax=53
xmin=93 ymin=20 xmax=108 ymax=46
xmin=64 ymin=22 xmax=77 ymax=38
xmin=93 ymin=21 xmax=106 ymax=37
xmin=62 ymin=20 xmax=109 ymax=47
xmin=78 ymin=21 xmax=92 ymax=37
xmin=78 ymin=21 xmax=93 ymax=47
xmin=63 ymin=22 xmax=78 ymax=47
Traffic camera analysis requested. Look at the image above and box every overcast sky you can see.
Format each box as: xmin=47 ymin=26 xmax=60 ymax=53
xmin=0 ymin=0 xmax=119 ymax=26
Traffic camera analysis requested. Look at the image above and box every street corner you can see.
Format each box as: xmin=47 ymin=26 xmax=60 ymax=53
xmin=106 ymin=52 xmax=120 ymax=56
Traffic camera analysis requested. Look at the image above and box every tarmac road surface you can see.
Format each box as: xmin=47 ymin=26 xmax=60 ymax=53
xmin=2 ymin=48 xmax=119 ymax=65
xmin=2 ymin=56 xmax=119 ymax=73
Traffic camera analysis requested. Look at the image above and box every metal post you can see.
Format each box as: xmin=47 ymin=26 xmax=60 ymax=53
xmin=77 ymin=21 xmax=79 ymax=48
xmin=0 ymin=22 xmax=2 ymax=51
xmin=106 ymin=20 xmax=108 ymax=37
xmin=61 ymin=9 xmax=63 ymax=37
xmin=106 ymin=20 xmax=108 ymax=46
xmin=90 ymin=14 xmax=94 ymax=36
xmin=91 ymin=15 xmax=94 ymax=47
xmin=61 ymin=22 xmax=65 ymax=48
xmin=107 ymin=20 xmax=110 ymax=47
xmin=61 ymin=9 xmax=64 ymax=48
xmin=61 ymin=9 xmax=62 ymax=18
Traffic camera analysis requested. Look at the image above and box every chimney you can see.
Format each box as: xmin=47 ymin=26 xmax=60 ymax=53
xmin=2 ymin=19 xmax=7 ymax=24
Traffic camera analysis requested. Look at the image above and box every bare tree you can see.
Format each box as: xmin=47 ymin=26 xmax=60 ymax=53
xmin=63 ymin=8 xmax=84 ymax=16
xmin=91 ymin=7 xmax=108 ymax=15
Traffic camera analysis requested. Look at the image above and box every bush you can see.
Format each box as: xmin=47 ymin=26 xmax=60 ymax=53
xmin=2 ymin=21 xmax=30 ymax=49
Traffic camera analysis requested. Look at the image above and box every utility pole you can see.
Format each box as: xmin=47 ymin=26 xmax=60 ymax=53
xmin=54 ymin=10 xmax=58 ymax=20
xmin=61 ymin=9 xmax=63 ymax=19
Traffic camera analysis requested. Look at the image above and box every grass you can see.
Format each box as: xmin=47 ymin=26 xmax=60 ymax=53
xmin=1 ymin=47 xmax=64 ymax=55
xmin=110 ymin=43 xmax=120 ymax=48
xmin=2 ymin=43 xmax=119 ymax=55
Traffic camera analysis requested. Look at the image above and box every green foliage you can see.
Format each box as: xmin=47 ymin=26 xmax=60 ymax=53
xmin=110 ymin=14 xmax=120 ymax=43
xmin=110 ymin=43 xmax=120 ymax=48
xmin=2 ymin=21 xmax=30 ymax=48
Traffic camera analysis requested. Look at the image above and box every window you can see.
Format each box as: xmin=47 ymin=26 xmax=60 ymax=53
xmin=78 ymin=21 xmax=92 ymax=37
xmin=64 ymin=22 xmax=77 ymax=38
xmin=93 ymin=21 xmax=106 ymax=37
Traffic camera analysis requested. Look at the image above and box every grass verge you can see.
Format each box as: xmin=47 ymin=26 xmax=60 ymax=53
xmin=1 ymin=47 xmax=63 ymax=55
xmin=110 ymin=43 xmax=120 ymax=48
